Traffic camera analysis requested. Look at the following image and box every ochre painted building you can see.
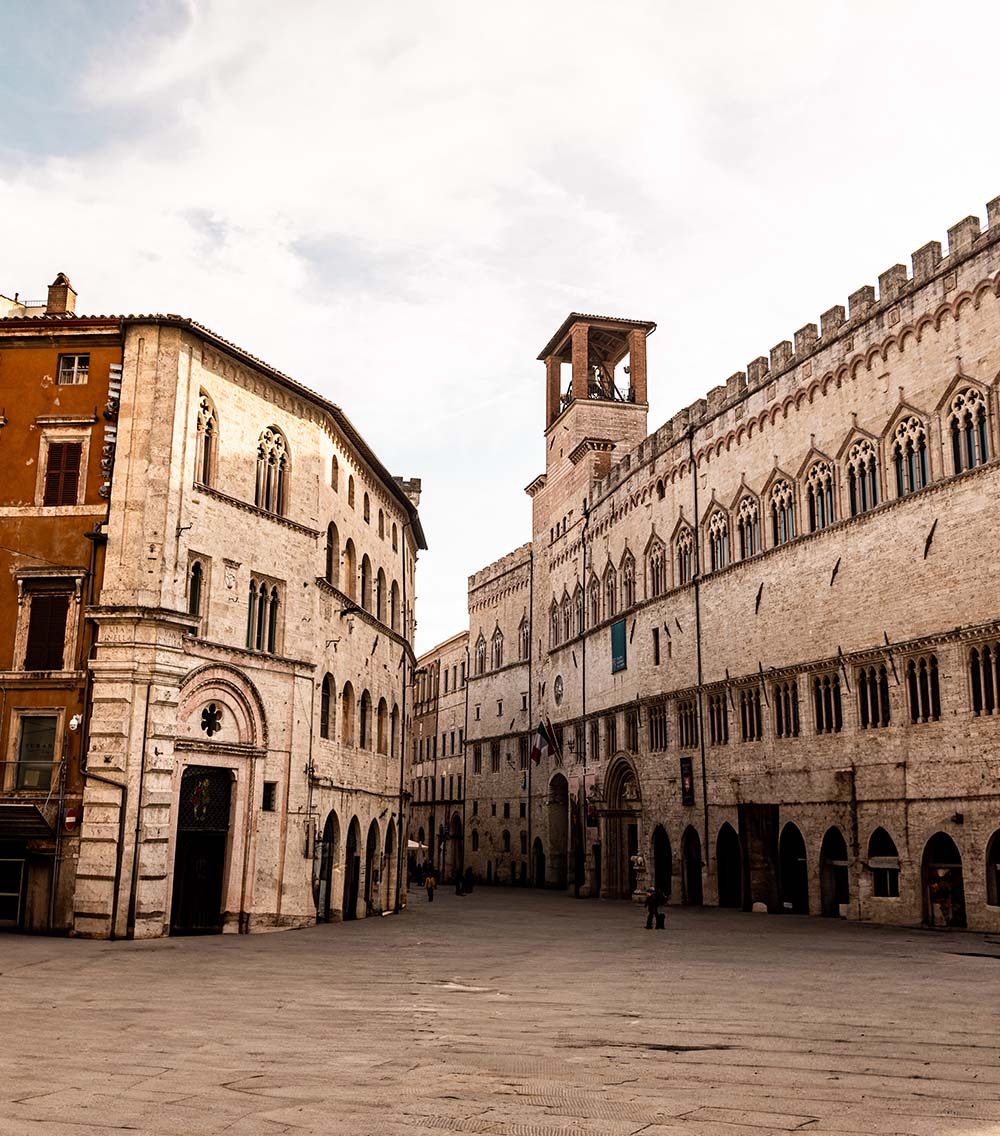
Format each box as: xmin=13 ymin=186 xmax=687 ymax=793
xmin=463 ymin=196 xmax=1000 ymax=932
xmin=0 ymin=276 xmax=120 ymax=931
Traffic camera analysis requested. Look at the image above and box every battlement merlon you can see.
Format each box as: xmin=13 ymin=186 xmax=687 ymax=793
xmin=538 ymin=313 xmax=656 ymax=429
xmin=467 ymin=542 xmax=533 ymax=592
xmin=587 ymin=193 xmax=1000 ymax=506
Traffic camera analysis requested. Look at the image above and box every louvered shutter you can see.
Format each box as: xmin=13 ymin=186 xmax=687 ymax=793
xmin=42 ymin=442 xmax=82 ymax=506
xmin=24 ymin=593 xmax=70 ymax=670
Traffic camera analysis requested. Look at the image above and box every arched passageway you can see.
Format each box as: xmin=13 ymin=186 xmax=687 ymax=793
xmin=546 ymin=774 xmax=569 ymax=888
xmin=444 ymin=813 xmax=463 ymax=883
xmin=170 ymin=766 xmax=233 ymax=935
xmin=317 ymin=810 xmax=340 ymax=922
xmin=383 ymin=820 xmax=396 ymax=912
xmin=922 ymin=832 xmax=966 ymax=928
xmin=651 ymin=825 xmax=672 ymax=900
xmin=819 ymin=826 xmax=850 ymax=917
xmin=779 ymin=822 xmax=809 ymax=914
xmin=986 ymin=829 xmax=1000 ymax=907
xmin=364 ymin=820 xmax=381 ymax=915
xmin=533 ymin=838 xmax=546 ymax=888
xmin=343 ymin=817 xmax=361 ymax=920
xmin=681 ymin=826 xmax=703 ymax=905
xmin=716 ymin=823 xmax=742 ymax=908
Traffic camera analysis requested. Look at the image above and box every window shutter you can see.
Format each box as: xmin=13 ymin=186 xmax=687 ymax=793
xmin=25 ymin=593 xmax=70 ymax=670
xmin=43 ymin=442 xmax=82 ymax=506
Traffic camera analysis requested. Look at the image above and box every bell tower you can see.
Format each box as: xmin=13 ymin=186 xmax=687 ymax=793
xmin=528 ymin=312 xmax=656 ymax=539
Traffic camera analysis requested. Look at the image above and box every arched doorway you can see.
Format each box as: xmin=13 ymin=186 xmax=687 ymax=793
xmin=546 ymin=774 xmax=569 ymax=888
xmin=383 ymin=820 xmax=396 ymax=912
xmin=819 ymin=826 xmax=850 ymax=917
xmin=922 ymin=832 xmax=966 ymax=928
xmin=779 ymin=822 xmax=809 ymax=914
xmin=716 ymin=823 xmax=741 ymax=908
xmin=603 ymin=758 xmax=641 ymax=899
xmin=317 ymin=810 xmax=340 ymax=922
xmin=446 ymin=813 xmax=463 ymax=883
xmin=170 ymin=766 xmax=233 ymax=935
xmin=343 ymin=817 xmax=361 ymax=920
xmin=681 ymin=826 xmax=703 ymax=905
xmin=986 ymin=829 xmax=1000 ymax=907
xmin=364 ymin=820 xmax=381 ymax=915
xmin=533 ymin=838 xmax=545 ymax=888
xmin=651 ymin=826 xmax=672 ymax=899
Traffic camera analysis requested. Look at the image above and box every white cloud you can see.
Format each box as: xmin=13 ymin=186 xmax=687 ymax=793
xmin=3 ymin=0 xmax=1000 ymax=648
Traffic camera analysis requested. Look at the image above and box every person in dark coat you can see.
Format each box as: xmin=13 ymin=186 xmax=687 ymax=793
xmin=643 ymin=887 xmax=665 ymax=930
xmin=463 ymin=866 xmax=474 ymax=894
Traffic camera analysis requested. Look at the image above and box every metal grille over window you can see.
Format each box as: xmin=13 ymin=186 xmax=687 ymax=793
xmin=648 ymin=704 xmax=668 ymax=751
xmin=178 ymin=767 xmax=232 ymax=832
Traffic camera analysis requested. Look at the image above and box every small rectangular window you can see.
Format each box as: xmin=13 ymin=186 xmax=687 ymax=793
xmin=503 ymin=802 xmax=510 ymax=819
xmin=520 ymin=831 xmax=528 ymax=855
xmin=43 ymin=442 xmax=82 ymax=506
xmin=490 ymin=741 xmax=500 ymax=773
xmin=491 ymin=802 xmax=496 ymax=817
xmin=497 ymin=700 xmax=503 ymax=717
xmin=57 ymin=353 xmax=89 ymax=385
xmin=262 ymin=782 xmax=278 ymax=811
xmin=472 ymin=799 xmax=478 ymax=816
xmin=519 ymin=802 xmax=526 ymax=819
xmin=521 ymin=693 xmax=528 ymax=710
xmin=473 ymin=744 xmax=482 ymax=774
xmin=653 ymin=627 xmax=660 ymax=666
xmin=475 ymin=705 xmax=481 ymax=721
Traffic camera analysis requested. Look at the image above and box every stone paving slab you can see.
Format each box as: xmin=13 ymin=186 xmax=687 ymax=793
xmin=2 ymin=890 xmax=1000 ymax=1134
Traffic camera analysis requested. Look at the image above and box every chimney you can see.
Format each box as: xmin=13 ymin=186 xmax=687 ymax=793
xmin=46 ymin=273 xmax=77 ymax=315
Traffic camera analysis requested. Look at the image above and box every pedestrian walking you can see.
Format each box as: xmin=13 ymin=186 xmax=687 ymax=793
xmin=425 ymin=872 xmax=437 ymax=903
xmin=643 ymin=887 xmax=665 ymax=930
xmin=463 ymin=866 xmax=474 ymax=895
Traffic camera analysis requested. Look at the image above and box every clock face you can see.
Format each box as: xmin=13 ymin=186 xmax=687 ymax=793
xmin=554 ymin=675 xmax=564 ymax=705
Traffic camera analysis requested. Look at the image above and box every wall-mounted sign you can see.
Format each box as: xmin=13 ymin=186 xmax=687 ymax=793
xmin=680 ymin=756 xmax=695 ymax=806
xmin=611 ymin=619 xmax=627 ymax=673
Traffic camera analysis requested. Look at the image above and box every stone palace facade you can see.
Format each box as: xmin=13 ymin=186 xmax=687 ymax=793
xmin=461 ymin=195 xmax=1000 ymax=932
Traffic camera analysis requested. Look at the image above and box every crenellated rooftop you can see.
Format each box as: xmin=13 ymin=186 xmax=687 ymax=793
xmin=590 ymin=195 xmax=1000 ymax=505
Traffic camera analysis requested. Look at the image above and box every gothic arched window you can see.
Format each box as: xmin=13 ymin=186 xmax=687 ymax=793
xmin=604 ymin=567 xmax=617 ymax=619
xmin=195 ymin=393 xmax=217 ymax=487
xmin=390 ymin=580 xmax=400 ymax=631
xmin=320 ymin=673 xmax=334 ymax=739
xmin=491 ymin=627 xmax=504 ymax=669
xmin=949 ymin=387 xmax=989 ymax=473
xmin=561 ymin=594 xmax=572 ymax=642
xmin=363 ymin=492 xmax=371 ymax=523
xmin=970 ymin=642 xmax=1000 ymax=716
xmin=806 ymin=460 xmax=835 ymax=532
xmin=475 ymin=634 xmax=486 ymax=675
xmin=676 ymin=526 xmax=694 ymax=585
xmin=708 ymin=510 xmax=730 ymax=571
xmin=573 ymin=586 xmax=584 ymax=635
xmin=188 ymin=560 xmax=203 ymax=617
xmin=846 ymin=438 xmax=879 ymax=516
xmin=620 ymin=553 xmax=636 ymax=609
xmin=550 ymin=602 xmax=560 ymax=647
xmin=361 ymin=554 xmax=372 ymax=612
xmin=519 ymin=616 xmax=530 ymax=660
xmin=325 ymin=523 xmax=339 ymax=586
xmin=769 ymin=479 xmax=795 ymax=546
xmin=348 ymin=475 xmax=355 ymax=508
xmin=331 ymin=455 xmax=339 ymax=491
xmin=648 ymin=539 xmax=666 ymax=597
xmin=377 ymin=698 xmax=388 ymax=754
xmin=341 ymin=682 xmax=355 ymax=746
xmin=589 ymin=577 xmax=601 ymax=625
xmin=359 ymin=689 xmax=372 ymax=749
xmin=892 ymin=416 xmax=929 ymax=497
xmin=255 ymin=427 xmax=289 ymax=515
xmin=736 ymin=497 xmax=760 ymax=560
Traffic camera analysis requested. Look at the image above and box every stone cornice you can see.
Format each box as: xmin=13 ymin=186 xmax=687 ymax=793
xmin=193 ymin=483 xmax=321 ymax=537
xmin=313 ymin=577 xmax=416 ymax=663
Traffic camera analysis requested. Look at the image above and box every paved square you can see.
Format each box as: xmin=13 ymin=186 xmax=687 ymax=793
xmin=1 ymin=891 xmax=999 ymax=1135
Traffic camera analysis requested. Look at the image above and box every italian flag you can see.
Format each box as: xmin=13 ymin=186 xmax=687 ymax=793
xmin=531 ymin=719 xmax=554 ymax=765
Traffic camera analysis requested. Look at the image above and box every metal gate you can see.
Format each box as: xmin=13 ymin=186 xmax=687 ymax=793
xmin=170 ymin=766 xmax=232 ymax=935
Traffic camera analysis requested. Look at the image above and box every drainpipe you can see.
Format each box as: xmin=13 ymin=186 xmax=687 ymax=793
xmin=580 ymin=499 xmax=590 ymax=897
xmin=125 ymin=683 xmax=153 ymax=938
xmin=395 ymin=520 xmax=414 ymax=913
xmin=526 ymin=551 xmax=533 ymax=885
xmin=461 ymin=645 xmax=470 ymax=880
xmin=689 ymin=429 xmax=711 ymax=876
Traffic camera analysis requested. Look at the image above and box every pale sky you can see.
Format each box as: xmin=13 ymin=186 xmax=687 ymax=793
xmin=3 ymin=0 xmax=999 ymax=652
